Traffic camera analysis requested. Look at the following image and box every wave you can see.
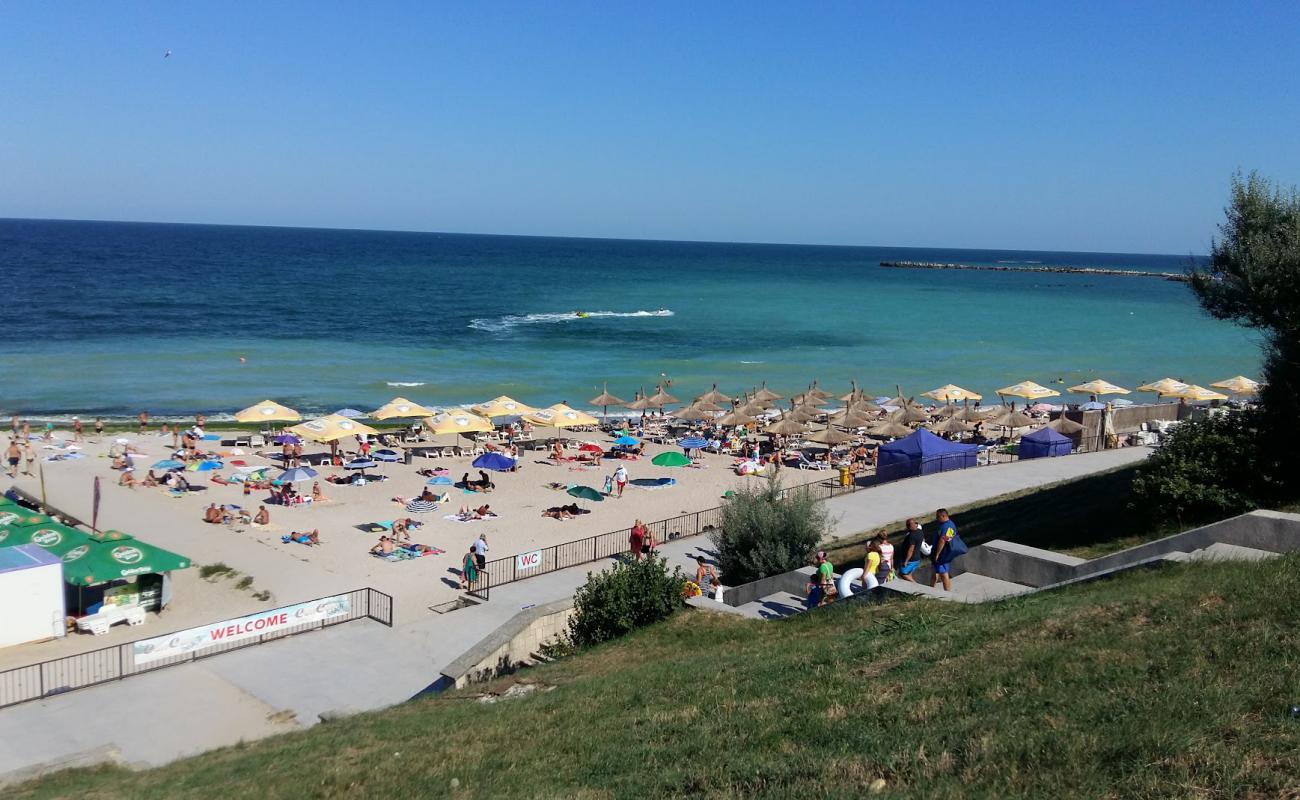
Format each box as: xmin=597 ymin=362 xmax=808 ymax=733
xmin=739 ymin=360 xmax=765 ymax=364
xmin=386 ymin=381 xmax=426 ymax=387
xmin=469 ymin=309 xmax=673 ymax=333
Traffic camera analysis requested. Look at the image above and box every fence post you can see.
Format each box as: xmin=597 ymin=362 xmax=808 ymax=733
xmin=118 ymin=645 xmax=125 ymax=679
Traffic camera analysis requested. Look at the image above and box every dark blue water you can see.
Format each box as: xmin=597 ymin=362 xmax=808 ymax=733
xmin=0 ymin=219 xmax=1257 ymax=419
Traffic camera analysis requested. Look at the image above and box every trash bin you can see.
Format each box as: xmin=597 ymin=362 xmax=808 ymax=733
xmin=838 ymin=466 xmax=850 ymax=487
xmin=404 ymin=450 xmax=414 ymax=465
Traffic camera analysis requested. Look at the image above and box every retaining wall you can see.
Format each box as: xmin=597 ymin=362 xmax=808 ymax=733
xmin=439 ymin=598 xmax=575 ymax=689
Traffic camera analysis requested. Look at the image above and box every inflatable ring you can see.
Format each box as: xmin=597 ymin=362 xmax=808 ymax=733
xmin=837 ymin=567 xmax=878 ymax=598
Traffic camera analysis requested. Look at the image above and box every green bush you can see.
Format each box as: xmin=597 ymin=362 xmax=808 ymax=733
xmin=566 ymin=556 xmax=687 ymax=648
xmin=710 ymin=475 xmax=830 ymax=585
xmin=1129 ymin=412 xmax=1264 ymax=525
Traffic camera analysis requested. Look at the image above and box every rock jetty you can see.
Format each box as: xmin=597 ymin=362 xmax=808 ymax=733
xmin=879 ymin=261 xmax=1188 ymax=282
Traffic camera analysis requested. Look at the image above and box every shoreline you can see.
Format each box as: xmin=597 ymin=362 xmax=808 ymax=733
xmin=879 ymin=260 xmax=1190 ymax=281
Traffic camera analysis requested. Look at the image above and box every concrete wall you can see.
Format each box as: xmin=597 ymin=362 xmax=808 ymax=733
xmin=723 ymin=566 xmax=817 ymax=607
xmin=955 ymin=540 xmax=1086 ymax=587
xmin=439 ymin=598 xmax=574 ymax=689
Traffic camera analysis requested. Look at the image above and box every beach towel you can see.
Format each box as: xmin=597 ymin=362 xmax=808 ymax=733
xmin=372 ymin=545 xmax=446 ymax=562
xmin=443 ymin=513 xmax=498 ymax=523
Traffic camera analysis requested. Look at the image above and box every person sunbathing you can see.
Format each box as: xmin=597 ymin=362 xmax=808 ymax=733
xmin=370 ymin=536 xmax=395 ymax=555
xmin=288 ymin=529 xmax=321 ymax=545
xmin=404 ymin=543 xmax=436 ymax=555
xmin=542 ymin=506 xmax=574 ymax=520
xmin=419 ymin=487 xmax=438 ymax=502
xmin=456 ymin=505 xmax=482 ymax=520
xmin=474 ymin=504 xmax=493 ymax=517
xmin=550 ymin=442 xmax=565 ymax=461
xmin=252 ymin=505 xmax=270 ymax=525
xmin=119 ymin=469 xmax=136 ymax=488
xmin=141 ymin=470 xmax=160 ymax=487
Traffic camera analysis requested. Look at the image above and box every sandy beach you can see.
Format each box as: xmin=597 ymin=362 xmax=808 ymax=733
xmin=1 ymin=427 xmax=824 ymax=668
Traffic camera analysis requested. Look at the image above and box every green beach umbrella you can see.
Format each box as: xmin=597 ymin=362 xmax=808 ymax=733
xmin=566 ymin=485 xmax=605 ymax=502
xmin=651 ymin=451 xmax=691 ymax=467
xmin=61 ymin=538 xmax=192 ymax=587
xmin=0 ymin=520 xmax=94 ymax=558
xmin=0 ymin=510 xmax=59 ymax=539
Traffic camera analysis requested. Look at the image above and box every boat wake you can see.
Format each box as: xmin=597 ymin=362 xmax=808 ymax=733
xmin=469 ymin=309 xmax=674 ymax=333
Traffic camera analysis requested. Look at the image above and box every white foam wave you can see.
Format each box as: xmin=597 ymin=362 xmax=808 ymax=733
xmin=386 ymin=381 xmax=426 ymax=387
xmin=739 ymin=360 xmax=765 ymax=365
xmin=469 ymin=309 xmax=673 ymax=333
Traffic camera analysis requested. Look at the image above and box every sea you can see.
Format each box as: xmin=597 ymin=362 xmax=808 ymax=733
xmin=0 ymin=219 xmax=1259 ymax=422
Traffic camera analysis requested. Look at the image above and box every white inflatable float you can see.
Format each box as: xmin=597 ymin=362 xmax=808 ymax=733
xmin=837 ymin=567 xmax=878 ymax=598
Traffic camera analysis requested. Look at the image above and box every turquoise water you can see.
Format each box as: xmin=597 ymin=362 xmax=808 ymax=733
xmin=0 ymin=219 xmax=1259 ymax=419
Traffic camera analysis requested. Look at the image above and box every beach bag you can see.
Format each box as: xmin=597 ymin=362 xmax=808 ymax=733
xmin=714 ymin=584 xmax=725 ymax=603
xmin=919 ymin=539 xmax=933 ymax=557
xmin=947 ymin=533 xmax=969 ymax=559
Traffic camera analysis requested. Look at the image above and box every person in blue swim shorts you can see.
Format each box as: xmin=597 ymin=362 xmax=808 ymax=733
xmin=929 ymin=508 xmax=958 ymax=592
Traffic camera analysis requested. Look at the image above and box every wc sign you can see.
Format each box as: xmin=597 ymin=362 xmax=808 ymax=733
xmin=516 ymin=549 xmax=543 ymax=571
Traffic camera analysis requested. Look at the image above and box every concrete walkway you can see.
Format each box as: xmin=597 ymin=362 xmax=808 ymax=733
xmin=0 ymin=448 xmax=1151 ymax=785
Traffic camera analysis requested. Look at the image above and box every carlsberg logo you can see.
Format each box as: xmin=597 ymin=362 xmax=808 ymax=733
xmin=112 ymin=546 xmax=145 ymax=564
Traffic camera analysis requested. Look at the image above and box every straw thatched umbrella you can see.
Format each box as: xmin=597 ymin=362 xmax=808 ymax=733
xmin=697 ymin=384 xmax=732 ymax=405
xmin=1047 ymin=416 xmax=1085 ymax=435
xmin=867 ymin=421 xmax=914 ymax=439
xmin=690 ymin=399 xmax=725 ymax=413
xmin=646 ymin=384 xmax=679 ymax=407
xmin=927 ymin=416 xmax=975 ymax=435
xmin=624 ymin=388 xmax=656 ymax=411
xmin=830 ymin=410 xmax=873 ymax=428
xmin=887 ymin=405 xmax=930 ymax=425
xmin=764 ymin=417 xmax=809 ymax=436
xmin=589 ymin=383 xmax=627 ymax=419
xmin=806 ymin=426 xmax=855 ymax=446
xmin=988 ymin=410 xmax=1035 ymax=430
xmin=953 ymin=405 xmax=997 ymax=423
xmin=752 ymin=383 xmax=783 ymax=403
xmin=672 ymin=404 xmax=717 ymax=422
xmin=717 ymin=410 xmax=759 ymax=427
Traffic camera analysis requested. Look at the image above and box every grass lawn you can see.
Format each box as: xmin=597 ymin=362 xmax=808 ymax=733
xmin=16 ymin=555 xmax=1300 ymax=799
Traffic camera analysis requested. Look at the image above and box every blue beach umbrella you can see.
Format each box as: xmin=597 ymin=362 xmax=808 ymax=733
xmin=472 ymin=452 xmax=517 ymax=472
xmin=152 ymin=459 xmax=185 ymax=470
xmin=278 ymin=466 xmax=319 ymax=483
xmin=679 ymin=437 xmax=708 ymax=450
xmin=1081 ymin=401 xmax=1107 ymax=411
xmin=426 ymin=475 xmax=454 ymax=486
xmin=344 ymin=458 xmax=377 ymax=470
xmin=613 ymin=436 xmax=639 ymax=447
xmin=274 ymin=434 xmax=302 ymax=445
xmin=372 ymin=449 xmax=402 ymax=463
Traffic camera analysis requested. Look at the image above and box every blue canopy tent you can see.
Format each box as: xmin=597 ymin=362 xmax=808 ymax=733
xmin=877 ymin=429 xmax=980 ymax=481
xmin=1019 ymin=427 xmax=1073 ymax=459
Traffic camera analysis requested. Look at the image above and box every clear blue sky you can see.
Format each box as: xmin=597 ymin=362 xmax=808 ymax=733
xmin=2 ymin=2 xmax=1297 ymax=253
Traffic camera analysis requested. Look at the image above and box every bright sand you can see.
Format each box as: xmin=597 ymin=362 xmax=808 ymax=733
xmin=1 ymin=430 xmax=821 ymax=668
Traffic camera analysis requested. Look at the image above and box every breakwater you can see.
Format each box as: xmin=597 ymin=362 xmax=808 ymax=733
xmin=879 ymin=261 xmax=1189 ymax=282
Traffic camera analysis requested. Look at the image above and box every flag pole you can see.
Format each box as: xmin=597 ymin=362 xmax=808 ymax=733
xmin=38 ymin=461 xmax=47 ymax=514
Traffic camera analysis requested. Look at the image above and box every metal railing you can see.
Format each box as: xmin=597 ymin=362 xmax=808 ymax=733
xmin=0 ymin=587 xmax=393 ymax=709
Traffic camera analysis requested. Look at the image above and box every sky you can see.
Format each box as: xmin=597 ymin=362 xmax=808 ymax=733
xmin=1 ymin=2 xmax=1298 ymax=254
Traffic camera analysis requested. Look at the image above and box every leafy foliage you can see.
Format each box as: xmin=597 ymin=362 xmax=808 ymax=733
xmin=1190 ymin=171 xmax=1300 ymax=497
xmin=566 ymin=556 xmax=687 ymax=648
xmin=710 ymin=475 xmax=830 ymax=585
xmin=1130 ymin=412 xmax=1263 ymax=524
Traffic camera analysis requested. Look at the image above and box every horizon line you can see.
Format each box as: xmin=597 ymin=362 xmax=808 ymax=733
xmin=0 ymin=215 xmax=1207 ymax=259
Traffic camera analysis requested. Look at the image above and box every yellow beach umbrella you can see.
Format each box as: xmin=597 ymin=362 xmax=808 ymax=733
xmin=234 ymin=400 xmax=302 ymax=423
xmin=1208 ymin=376 xmax=1261 ymax=396
xmin=1067 ymin=379 xmax=1131 ymax=396
xmin=524 ymin=403 xmax=600 ymax=428
xmin=996 ymin=381 xmax=1061 ymax=401
xmin=424 ymin=409 xmax=494 ymax=436
xmin=922 ymin=384 xmax=983 ymax=403
xmin=1169 ymin=385 xmax=1230 ymax=402
xmin=288 ymin=414 xmax=379 ymax=442
xmin=370 ymin=397 xmax=437 ymax=420
xmin=472 ymin=395 xmax=537 ymax=418
xmin=1136 ymin=378 xmax=1190 ymax=396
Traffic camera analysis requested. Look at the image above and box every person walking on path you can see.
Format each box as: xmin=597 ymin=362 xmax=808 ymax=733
xmin=929 ymin=508 xmax=959 ymax=592
xmin=613 ymin=464 xmax=628 ymax=498
xmin=473 ymin=533 xmax=489 ymax=573
xmin=23 ymin=443 xmax=35 ymax=476
xmin=695 ymin=556 xmax=721 ymax=598
xmin=459 ymin=546 xmax=479 ymax=590
xmin=816 ymin=550 xmax=835 ymax=606
xmin=629 ymin=519 xmax=647 ymax=560
xmin=897 ymin=518 xmax=926 ymax=582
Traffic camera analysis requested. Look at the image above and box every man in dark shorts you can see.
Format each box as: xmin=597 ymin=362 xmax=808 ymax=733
xmin=898 ymin=518 xmax=925 ymax=582
xmin=138 ymin=411 xmax=149 ymax=434
xmin=473 ymin=533 xmax=489 ymax=571
xmin=5 ymin=440 xmax=20 ymax=478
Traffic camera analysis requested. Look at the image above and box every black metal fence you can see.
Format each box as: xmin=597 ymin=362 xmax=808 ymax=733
xmin=0 ymin=587 xmax=393 ymax=709
xmin=467 ymin=476 xmax=861 ymax=599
